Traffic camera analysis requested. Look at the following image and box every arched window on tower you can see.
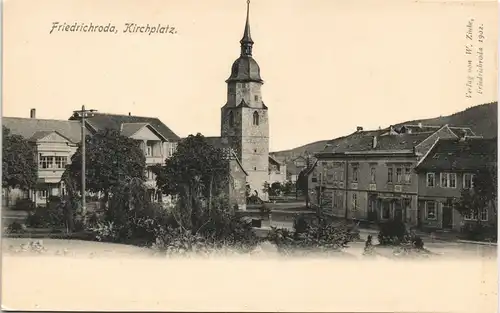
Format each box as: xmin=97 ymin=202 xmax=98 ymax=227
xmin=229 ymin=111 xmax=234 ymax=127
xmin=253 ymin=111 xmax=259 ymax=125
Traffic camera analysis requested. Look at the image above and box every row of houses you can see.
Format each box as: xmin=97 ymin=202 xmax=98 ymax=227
xmin=3 ymin=109 xmax=289 ymax=208
xmin=304 ymin=123 xmax=497 ymax=231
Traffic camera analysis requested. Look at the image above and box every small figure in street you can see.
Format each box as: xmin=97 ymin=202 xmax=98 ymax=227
xmin=363 ymin=235 xmax=374 ymax=256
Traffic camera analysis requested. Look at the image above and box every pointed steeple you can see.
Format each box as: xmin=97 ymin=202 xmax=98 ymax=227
xmin=240 ymin=0 xmax=254 ymax=56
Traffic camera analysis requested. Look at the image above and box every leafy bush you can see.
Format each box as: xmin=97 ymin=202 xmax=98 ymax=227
xmin=377 ymin=219 xmax=409 ymax=245
xmin=89 ymin=221 xmax=120 ymax=242
xmin=25 ymin=205 xmax=65 ymax=229
xmin=460 ymin=222 xmax=498 ymax=242
xmin=152 ymin=227 xmax=213 ymax=255
xmin=4 ymin=221 xmax=26 ymax=234
xmin=293 ymin=214 xmax=310 ymax=234
xmin=13 ymin=199 xmax=35 ymax=211
xmin=412 ymin=235 xmax=424 ymax=249
xmin=267 ymin=217 xmax=358 ymax=254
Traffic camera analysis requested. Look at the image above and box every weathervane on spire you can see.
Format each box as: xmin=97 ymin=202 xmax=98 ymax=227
xmin=240 ymin=0 xmax=254 ymax=56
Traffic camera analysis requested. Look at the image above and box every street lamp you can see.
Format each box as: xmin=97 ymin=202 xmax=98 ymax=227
xmin=72 ymin=105 xmax=97 ymax=214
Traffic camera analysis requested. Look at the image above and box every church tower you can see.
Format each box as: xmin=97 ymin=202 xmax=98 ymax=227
xmin=221 ymin=0 xmax=269 ymax=201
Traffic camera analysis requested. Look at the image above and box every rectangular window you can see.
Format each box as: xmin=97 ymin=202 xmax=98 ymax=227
xmin=326 ymin=171 xmax=334 ymax=183
xmin=352 ymin=166 xmax=359 ymax=182
xmin=440 ymin=173 xmax=457 ymax=188
xmin=168 ymin=142 xmax=178 ymax=157
xmin=370 ymin=167 xmax=376 ymax=183
xmin=463 ymin=173 xmax=474 ymax=189
xmin=479 ymin=207 xmax=488 ymax=221
xmin=39 ymin=156 xmax=54 ymax=169
xmin=146 ymin=169 xmax=155 ymax=180
xmin=449 ymin=173 xmax=456 ymax=188
xmin=352 ymin=193 xmax=358 ymax=211
xmin=54 ymin=156 xmax=67 ymax=169
xmin=387 ymin=167 xmax=393 ymax=183
xmin=404 ymin=167 xmax=412 ymax=183
xmin=396 ymin=167 xmax=402 ymax=183
xmin=426 ymin=173 xmax=435 ymax=187
xmin=464 ymin=208 xmax=488 ymax=221
xmin=38 ymin=190 xmax=47 ymax=199
xmin=425 ymin=201 xmax=437 ymax=220
xmin=146 ymin=145 xmax=153 ymax=156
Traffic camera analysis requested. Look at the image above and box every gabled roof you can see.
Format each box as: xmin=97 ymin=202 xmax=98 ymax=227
xmin=3 ymin=117 xmax=87 ymax=143
xmin=28 ymin=130 xmax=74 ymax=143
xmin=415 ymin=137 xmax=497 ymax=172
xmin=320 ymin=129 xmax=433 ymax=154
xmin=119 ymin=122 xmax=168 ymax=141
xmin=71 ymin=112 xmax=180 ymax=141
xmin=268 ymin=154 xmax=282 ymax=165
xmin=120 ymin=122 xmax=149 ymax=137
xmin=198 ymin=136 xmax=249 ymax=176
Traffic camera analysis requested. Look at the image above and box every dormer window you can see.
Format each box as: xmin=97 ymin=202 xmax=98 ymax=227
xmin=252 ymin=111 xmax=259 ymax=125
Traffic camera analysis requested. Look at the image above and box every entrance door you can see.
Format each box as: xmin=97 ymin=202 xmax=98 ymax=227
xmin=367 ymin=195 xmax=377 ymax=221
xmin=442 ymin=199 xmax=453 ymax=229
xmin=394 ymin=200 xmax=403 ymax=222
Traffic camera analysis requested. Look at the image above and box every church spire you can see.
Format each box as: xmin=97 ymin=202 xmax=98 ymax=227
xmin=240 ymin=0 xmax=254 ymax=57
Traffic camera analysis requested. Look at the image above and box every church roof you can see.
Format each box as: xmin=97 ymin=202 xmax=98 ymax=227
xmin=204 ymin=136 xmax=249 ymax=176
xmin=226 ymin=56 xmax=263 ymax=83
xmin=226 ymin=1 xmax=263 ymax=84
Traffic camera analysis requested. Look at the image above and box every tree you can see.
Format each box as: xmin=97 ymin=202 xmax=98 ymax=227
xmin=262 ymin=181 xmax=270 ymax=196
xmin=2 ymin=126 xmax=37 ymax=205
xmin=66 ymin=129 xmax=146 ymax=207
xmin=152 ymin=133 xmax=231 ymax=230
xmin=296 ymin=152 xmax=314 ymax=207
xmin=282 ymin=180 xmax=294 ymax=195
xmin=454 ymin=164 xmax=498 ymax=224
xmin=269 ymin=181 xmax=282 ymax=197
xmin=296 ymin=169 xmax=309 ymax=206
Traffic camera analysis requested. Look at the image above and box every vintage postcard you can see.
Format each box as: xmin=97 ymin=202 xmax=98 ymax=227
xmin=1 ymin=0 xmax=498 ymax=312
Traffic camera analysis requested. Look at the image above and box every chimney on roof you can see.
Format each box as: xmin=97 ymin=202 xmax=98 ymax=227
xmin=356 ymin=126 xmax=363 ymax=132
xmin=128 ymin=112 xmax=131 ymax=116
xmin=372 ymin=136 xmax=378 ymax=149
xmin=30 ymin=108 xmax=36 ymax=119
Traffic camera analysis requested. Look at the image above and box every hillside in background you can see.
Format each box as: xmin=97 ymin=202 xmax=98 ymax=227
xmin=271 ymin=102 xmax=497 ymax=162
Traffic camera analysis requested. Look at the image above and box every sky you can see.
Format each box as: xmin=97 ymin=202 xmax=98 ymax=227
xmin=3 ymin=0 xmax=498 ymax=151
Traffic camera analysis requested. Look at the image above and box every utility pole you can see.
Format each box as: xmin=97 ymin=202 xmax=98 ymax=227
xmin=319 ymin=162 xmax=324 ymax=216
xmin=73 ymin=105 xmax=96 ymax=215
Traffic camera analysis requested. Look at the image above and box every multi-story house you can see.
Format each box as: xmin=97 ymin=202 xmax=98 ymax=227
xmin=286 ymin=155 xmax=314 ymax=183
xmin=3 ymin=109 xmax=181 ymax=207
xmin=69 ymin=111 xmax=181 ymax=202
xmin=414 ymin=137 xmax=497 ymax=231
xmin=3 ymin=109 xmax=89 ymax=206
xmin=268 ymin=155 xmax=287 ymax=184
xmin=306 ymin=124 xmax=464 ymax=227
